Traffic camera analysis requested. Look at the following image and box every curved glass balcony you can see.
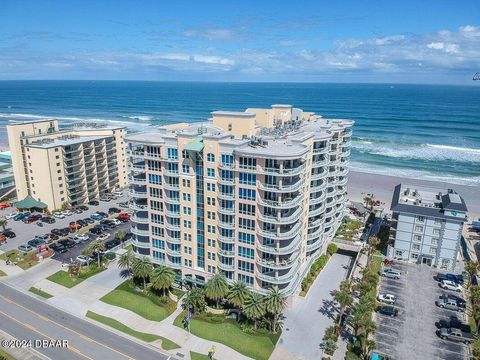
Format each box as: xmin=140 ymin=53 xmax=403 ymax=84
xmin=258 ymin=222 xmax=302 ymax=240
xmin=218 ymin=207 xmax=235 ymax=216
xmin=309 ymin=203 xmax=326 ymax=217
xmin=131 ymin=227 xmax=150 ymax=237
xmin=256 ymin=251 xmax=300 ymax=270
xmin=218 ymin=234 xmax=235 ymax=244
xmin=261 ymin=163 xmax=306 ymax=176
xmin=257 ymin=194 xmax=303 ymax=209
xmin=131 ymin=214 xmax=149 ymax=224
xmin=257 ymin=261 xmax=301 ymax=285
xmin=306 ymin=238 xmax=324 ymax=252
xmin=217 ymin=192 xmax=235 ymax=201
xmin=313 ymin=147 xmax=328 ymax=155
xmin=218 ymin=221 xmax=235 ymax=230
xmin=218 ymin=249 xmax=235 ymax=257
xmin=218 ymin=261 xmax=235 ymax=271
xmin=258 ymin=179 xmax=304 ymax=192
xmin=257 ymin=235 xmax=302 ymax=255
xmin=258 ymin=207 xmax=302 ymax=225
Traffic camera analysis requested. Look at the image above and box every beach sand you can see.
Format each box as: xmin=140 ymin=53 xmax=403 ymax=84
xmin=347 ymin=170 xmax=480 ymax=217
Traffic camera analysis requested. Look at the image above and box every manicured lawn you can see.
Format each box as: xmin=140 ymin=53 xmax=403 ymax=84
xmin=174 ymin=312 xmax=280 ymax=360
xmin=86 ymin=311 xmax=179 ymax=350
xmin=29 ymin=287 xmax=53 ymax=299
xmin=190 ymin=351 xmax=211 ymax=360
xmin=0 ymin=270 xmax=7 ymax=277
xmin=47 ymin=265 xmax=105 ymax=288
xmin=100 ymin=280 xmax=176 ymax=321
xmin=0 ymin=347 xmax=15 ymax=360
xmin=0 ymin=249 xmax=38 ymax=270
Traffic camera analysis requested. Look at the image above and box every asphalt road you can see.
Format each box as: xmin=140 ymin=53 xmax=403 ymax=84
xmin=0 ymin=194 xmax=129 ymax=252
xmin=0 ymin=282 xmax=172 ymax=360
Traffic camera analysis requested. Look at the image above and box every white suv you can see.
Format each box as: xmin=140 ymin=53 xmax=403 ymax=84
xmin=440 ymin=280 xmax=463 ymax=292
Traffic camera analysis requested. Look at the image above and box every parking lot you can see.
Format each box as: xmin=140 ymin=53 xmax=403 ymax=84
xmin=375 ymin=262 xmax=467 ymax=360
xmin=51 ymin=221 xmax=131 ymax=264
xmin=0 ymin=194 xmax=129 ymax=252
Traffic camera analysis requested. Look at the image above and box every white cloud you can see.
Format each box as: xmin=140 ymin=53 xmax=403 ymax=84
xmin=427 ymin=42 xmax=444 ymax=50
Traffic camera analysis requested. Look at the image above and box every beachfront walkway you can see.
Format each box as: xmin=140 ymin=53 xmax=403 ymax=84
xmin=272 ymin=253 xmax=352 ymax=360
xmin=0 ymin=258 xmax=251 ymax=360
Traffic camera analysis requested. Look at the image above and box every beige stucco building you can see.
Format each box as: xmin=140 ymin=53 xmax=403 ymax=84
xmin=7 ymin=119 xmax=127 ymax=210
xmin=126 ymin=105 xmax=353 ymax=295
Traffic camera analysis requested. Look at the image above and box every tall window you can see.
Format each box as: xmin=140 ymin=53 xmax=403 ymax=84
xmin=207 ymin=153 xmax=215 ymax=162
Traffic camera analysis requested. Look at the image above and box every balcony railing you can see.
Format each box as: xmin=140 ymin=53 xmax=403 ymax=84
xmin=258 ymin=179 xmax=304 ymax=192
xmin=131 ymin=214 xmax=149 ymax=224
xmin=258 ymin=207 xmax=302 ymax=225
xmin=217 ymin=192 xmax=235 ymax=201
xmin=257 ymin=235 xmax=302 ymax=255
xmin=129 ymin=189 xmax=147 ymax=198
xmin=261 ymin=163 xmax=306 ymax=176
xmin=218 ymin=221 xmax=235 ymax=230
xmin=309 ymin=203 xmax=327 ymax=217
xmin=306 ymin=238 xmax=324 ymax=252
xmin=256 ymin=251 xmax=300 ymax=270
xmin=218 ymin=249 xmax=235 ymax=257
xmin=257 ymin=194 xmax=303 ymax=209
xmin=313 ymin=147 xmax=328 ymax=154
xmin=218 ymin=235 xmax=235 ymax=244
xmin=257 ymin=261 xmax=300 ymax=285
xmin=131 ymin=227 xmax=150 ymax=237
xmin=218 ymin=207 xmax=235 ymax=216
xmin=129 ymin=202 xmax=148 ymax=211
xmin=218 ymin=262 xmax=235 ymax=271
xmin=129 ymin=176 xmax=147 ymax=186
xmin=258 ymin=222 xmax=302 ymax=240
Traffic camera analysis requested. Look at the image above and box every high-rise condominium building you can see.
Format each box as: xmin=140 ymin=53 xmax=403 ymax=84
xmin=7 ymin=119 xmax=127 ymax=210
xmin=126 ymin=105 xmax=353 ymax=295
xmin=389 ymin=184 xmax=467 ymax=270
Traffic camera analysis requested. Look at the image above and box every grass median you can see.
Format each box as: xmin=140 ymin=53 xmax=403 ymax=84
xmin=174 ymin=311 xmax=279 ymax=360
xmin=100 ymin=280 xmax=176 ymax=322
xmin=86 ymin=311 xmax=179 ymax=350
xmin=29 ymin=287 xmax=53 ymax=299
xmin=0 ymin=270 xmax=7 ymax=277
xmin=190 ymin=351 xmax=211 ymax=360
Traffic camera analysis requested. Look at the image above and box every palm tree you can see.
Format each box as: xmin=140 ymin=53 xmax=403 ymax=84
xmin=227 ymin=281 xmax=250 ymax=308
xmin=132 ymin=257 xmax=153 ymax=291
xmin=115 ymin=230 xmax=127 ymax=243
xmin=118 ymin=250 xmax=135 ymax=283
xmin=204 ymin=273 xmax=229 ymax=308
xmin=243 ymin=293 xmax=265 ymax=330
xmin=0 ymin=218 xmax=7 ymax=231
xmin=361 ymin=339 xmax=376 ymax=360
xmin=350 ymin=300 xmax=374 ymax=337
xmin=84 ymin=239 xmax=105 ymax=268
xmin=333 ymin=280 xmax=353 ymax=329
xmin=367 ymin=236 xmax=380 ymax=258
xmin=465 ymin=261 xmax=479 ymax=289
xmin=150 ymin=265 xmax=175 ymax=296
xmin=264 ymin=286 xmax=287 ymax=333
xmin=182 ymin=287 xmax=207 ymax=314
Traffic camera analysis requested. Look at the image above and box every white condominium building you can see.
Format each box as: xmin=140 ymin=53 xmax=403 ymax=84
xmin=7 ymin=119 xmax=127 ymax=210
xmin=389 ymin=184 xmax=467 ymax=270
xmin=126 ymin=104 xmax=353 ymax=295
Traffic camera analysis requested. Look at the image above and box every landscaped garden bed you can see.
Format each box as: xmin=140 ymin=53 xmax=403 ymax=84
xmin=47 ymin=264 xmax=105 ymax=288
xmin=0 ymin=249 xmax=38 ymax=270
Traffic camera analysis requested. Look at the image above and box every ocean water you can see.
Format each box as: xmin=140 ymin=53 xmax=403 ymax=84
xmin=0 ymin=81 xmax=479 ymax=186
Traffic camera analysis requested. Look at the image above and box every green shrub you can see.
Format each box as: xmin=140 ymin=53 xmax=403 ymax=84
xmin=327 ymin=243 xmax=338 ymax=256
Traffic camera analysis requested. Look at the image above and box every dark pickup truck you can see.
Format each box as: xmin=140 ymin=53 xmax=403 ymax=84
xmin=439 ymin=327 xmax=474 ymax=344
xmin=435 ymin=273 xmax=464 ymax=284
xmin=436 ymin=317 xmax=471 ymax=333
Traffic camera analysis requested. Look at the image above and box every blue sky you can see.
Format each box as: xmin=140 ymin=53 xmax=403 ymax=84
xmin=0 ymin=0 xmax=479 ymax=83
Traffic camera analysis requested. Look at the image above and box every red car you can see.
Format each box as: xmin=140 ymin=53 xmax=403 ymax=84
xmin=0 ymin=202 xmax=11 ymax=209
xmin=118 ymin=212 xmax=130 ymax=221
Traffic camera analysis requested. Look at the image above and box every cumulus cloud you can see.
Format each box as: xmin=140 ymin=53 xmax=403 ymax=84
xmin=0 ymin=25 xmax=479 ymax=82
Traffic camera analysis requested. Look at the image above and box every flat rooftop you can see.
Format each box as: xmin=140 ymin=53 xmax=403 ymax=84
xmin=391 ymin=184 xmax=468 ymax=221
xmin=26 ymin=135 xmax=111 ymax=149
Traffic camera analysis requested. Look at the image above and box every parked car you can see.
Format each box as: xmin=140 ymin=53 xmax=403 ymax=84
xmin=89 ymin=200 xmax=100 ymax=206
xmin=18 ymin=244 xmax=33 ymax=252
xmin=41 ymin=216 xmax=56 ymax=224
xmin=436 ymin=316 xmax=471 ymax=333
xmin=118 ymin=202 xmax=129 ymax=208
xmin=78 ymin=205 xmax=89 ymax=211
xmin=116 ymin=215 xmax=128 ymax=223
xmin=76 ymin=255 xmax=90 ymax=266
xmin=58 ymin=239 xmax=76 ymax=248
xmin=100 ymin=196 xmax=111 ymax=202
xmin=112 ymin=191 xmax=123 ymax=197
xmin=0 ymin=202 xmax=11 ymax=209
xmin=110 ymin=219 xmax=121 ymax=226
xmin=118 ymin=212 xmax=130 ymax=221
xmin=63 ymin=210 xmax=73 ymax=216
xmin=49 ymin=233 xmax=59 ymax=241
xmin=24 ymin=214 xmax=42 ymax=223
xmin=96 ymin=233 xmax=111 ymax=242
xmin=3 ymin=230 xmax=16 ymax=238
xmin=440 ymin=280 xmax=463 ymax=292
xmin=90 ymin=213 xmax=103 ymax=221
xmin=0 ymin=234 xmax=6 ymax=242
xmin=72 ymin=207 xmax=83 ymax=214
xmin=105 ymin=239 xmax=120 ymax=250
xmin=27 ymin=239 xmax=45 ymax=248
xmin=439 ymin=294 xmax=466 ymax=309
xmin=438 ymin=327 xmax=474 ymax=344
xmin=77 ymin=220 xmax=88 ymax=227
xmin=51 ymin=228 xmax=63 ymax=235
xmin=83 ymin=217 xmax=94 ymax=224
xmin=377 ymin=293 xmax=396 ymax=305
xmin=50 ymin=243 xmax=67 ymax=253
xmin=381 ymin=268 xmax=401 ymax=279
xmin=90 ymin=227 xmax=102 ymax=235
xmin=436 ymin=273 xmax=464 ymax=284
xmin=436 ymin=298 xmax=465 ymax=312
xmin=108 ymin=207 xmax=121 ymax=214
xmin=14 ymin=212 xmax=30 ymax=221
xmin=53 ymin=212 xmax=65 ymax=219
xmin=5 ymin=212 xmax=17 ymax=220
xmin=376 ymin=306 xmax=398 ymax=317
xmin=69 ymin=222 xmax=81 ymax=231
xmin=68 ymin=234 xmax=89 ymax=243
xmin=97 ymin=211 xmax=108 ymax=218
xmin=35 ymin=234 xmax=52 ymax=244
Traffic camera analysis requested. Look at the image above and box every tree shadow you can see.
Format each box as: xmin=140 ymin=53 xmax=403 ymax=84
xmin=318 ymin=298 xmax=339 ymax=320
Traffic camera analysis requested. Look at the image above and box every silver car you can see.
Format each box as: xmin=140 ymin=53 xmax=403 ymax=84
xmin=381 ymin=268 xmax=401 ymax=279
